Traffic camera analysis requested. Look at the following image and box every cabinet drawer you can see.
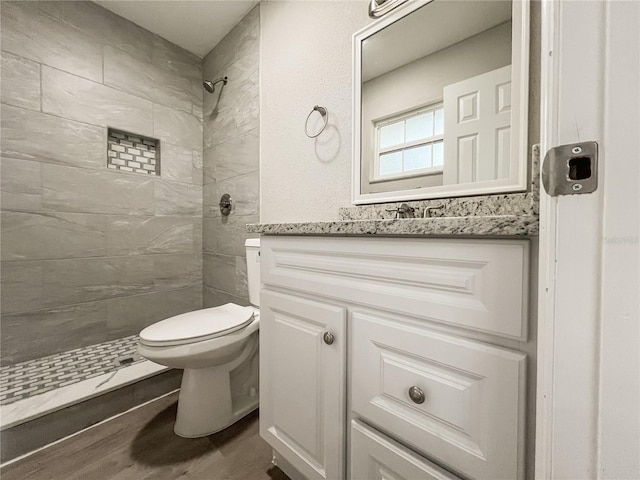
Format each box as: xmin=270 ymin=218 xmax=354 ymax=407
xmin=261 ymin=236 xmax=529 ymax=340
xmin=351 ymin=420 xmax=460 ymax=480
xmin=351 ymin=311 xmax=527 ymax=480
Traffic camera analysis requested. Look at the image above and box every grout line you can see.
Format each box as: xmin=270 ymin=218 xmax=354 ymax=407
xmin=1 ymin=285 xmax=198 ymax=317
xmin=0 ymin=388 xmax=180 ymax=469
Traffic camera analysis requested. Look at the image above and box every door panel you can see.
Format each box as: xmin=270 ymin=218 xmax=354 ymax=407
xmin=443 ymin=65 xmax=512 ymax=184
xmin=260 ymin=290 xmax=346 ymax=480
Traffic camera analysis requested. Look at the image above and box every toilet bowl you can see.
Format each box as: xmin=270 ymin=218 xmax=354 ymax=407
xmin=138 ymin=239 xmax=261 ymax=438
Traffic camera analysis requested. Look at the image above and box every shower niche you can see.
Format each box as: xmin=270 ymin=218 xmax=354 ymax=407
xmin=107 ymin=128 xmax=161 ymax=176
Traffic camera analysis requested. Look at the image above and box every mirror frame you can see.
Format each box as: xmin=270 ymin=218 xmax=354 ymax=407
xmin=352 ymin=0 xmax=530 ymax=204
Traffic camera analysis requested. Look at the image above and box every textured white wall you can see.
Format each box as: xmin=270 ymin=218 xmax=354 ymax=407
xmin=260 ymin=1 xmax=370 ymax=223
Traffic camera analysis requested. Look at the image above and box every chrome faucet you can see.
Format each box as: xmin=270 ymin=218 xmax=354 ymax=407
xmin=385 ymin=203 xmax=415 ymax=219
xmin=422 ymin=204 xmax=445 ymax=218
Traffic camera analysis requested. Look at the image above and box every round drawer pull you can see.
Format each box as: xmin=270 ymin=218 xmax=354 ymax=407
xmin=323 ymin=332 xmax=335 ymax=345
xmin=408 ymin=386 xmax=425 ymax=404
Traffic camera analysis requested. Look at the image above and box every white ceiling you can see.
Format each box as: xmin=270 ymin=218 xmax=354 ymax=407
xmin=95 ymin=0 xmax=259 ymax=58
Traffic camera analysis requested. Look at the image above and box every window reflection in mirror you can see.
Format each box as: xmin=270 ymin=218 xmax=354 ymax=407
xmin=360 ymin=0 xmax=515 ymax=195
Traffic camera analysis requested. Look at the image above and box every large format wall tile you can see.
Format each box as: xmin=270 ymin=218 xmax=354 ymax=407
xmin=1 ymin=211 xmax=108 ymax=261
xmin=153 ymin=104 xmax=203 ymax=150
xmin=105 ymin=216 xmax=198 ymax=256
xmin=204 ymin=215 xmax=259 ymax=256
xmin=1 ymin=302 xmax=108 ymax=366
xmin=104 ymin=46 xmax=193 ymax=113
xmin=205 ymin=171 xmax=259 ymax=218
xmin=42 ymin=67 xmax=154 ymax=136
xmin=0 ymin=261 xmax=44 ymax=315
xmin=0 ymin=0 xmax=208 ymax=366
xmin=204 ymin=286 xmax=251 ymax=309
xmin=0 ymin=158 xmax=42 ymax=211
xmin=203 ymin=253 xmax=248 ymax=298
xmin=36 ymin=1 xmax=154 ymax=63
xmin=154 ymin=179 xmax=202 ymax=216
xmin=42 ymin=164 xmax=155 ymax=216
xmin=161 ymin=143 xmax=197 ymax=185
xmin=0 ymin=51 xmax=40 ymax=111
xmin=153 ymin=254 xmax=202 ymax=291
xmin=1 ymin=2 xmax=103 ymax=83
xmin=202 ymin=6 xmax=259 ymax=81
xmin=1 ymin=105 xmax=105 ymax=169
xmin=105 ymin=287 xmax=199 ymax=339
xmin=205 ymin=128 xmax=259 ymax=183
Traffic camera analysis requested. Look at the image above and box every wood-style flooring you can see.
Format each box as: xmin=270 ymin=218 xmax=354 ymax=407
xmin=0 ymin=392 xmax=291 ymax=480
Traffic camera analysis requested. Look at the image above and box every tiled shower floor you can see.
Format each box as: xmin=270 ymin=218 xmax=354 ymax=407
xmin=0 ymin=335 xmax=143 ymax=406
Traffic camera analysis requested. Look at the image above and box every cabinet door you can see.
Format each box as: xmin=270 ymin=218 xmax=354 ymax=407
xmin=260 ymin=290 xmax=347 ymax=480
xmin=351 ymin=420 xmax=461 ymax=480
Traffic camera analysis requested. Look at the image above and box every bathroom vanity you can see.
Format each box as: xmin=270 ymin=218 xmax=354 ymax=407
xmin=248 ymin=214 xmax=538 ymax=480
xmin=249 ymin=0 xmax=539 ymax=476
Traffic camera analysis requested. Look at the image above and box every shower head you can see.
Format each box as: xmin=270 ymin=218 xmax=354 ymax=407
xmin=203 ymin=76 xmax=228 ymax=93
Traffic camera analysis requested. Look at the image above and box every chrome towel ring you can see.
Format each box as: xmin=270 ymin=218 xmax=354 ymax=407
xmin=305 ymin=105 xmax=328 ymax=138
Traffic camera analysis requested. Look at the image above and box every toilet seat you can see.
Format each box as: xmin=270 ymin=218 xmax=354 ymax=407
xmin=139 ymin=303 xmax=255 ymax=347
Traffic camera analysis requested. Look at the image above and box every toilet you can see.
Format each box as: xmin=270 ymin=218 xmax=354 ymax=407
xmin=138 ymin=239 xmax=261 ymax=438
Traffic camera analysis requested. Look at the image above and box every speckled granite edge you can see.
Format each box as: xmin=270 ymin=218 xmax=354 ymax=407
xmin=339 ymin=144 xmax=541 ymax=221
xmin=339 ymin=192 xmax=537 ymax=220
xmin=247 ymin=215 xmax=538 ymax=237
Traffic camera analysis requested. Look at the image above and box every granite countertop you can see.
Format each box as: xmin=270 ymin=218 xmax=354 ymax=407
xmin=246 ymin=214 xmax=538 ymax=237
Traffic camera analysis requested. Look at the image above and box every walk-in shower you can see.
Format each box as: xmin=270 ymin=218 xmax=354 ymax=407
xmin=203 ymin=76 xmax=228 ymax=93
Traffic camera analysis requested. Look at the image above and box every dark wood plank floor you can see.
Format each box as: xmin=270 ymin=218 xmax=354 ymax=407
xmin=1 ymin=392 xmax=291 ymax=480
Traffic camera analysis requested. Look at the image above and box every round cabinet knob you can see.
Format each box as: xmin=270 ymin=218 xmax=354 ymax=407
xmin=323 ymin=332 xmax=335 ymax=345
xmin=408 ymin=386 xmax=425 ymax=404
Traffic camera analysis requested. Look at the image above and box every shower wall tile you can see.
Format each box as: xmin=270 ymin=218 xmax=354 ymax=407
xmin=192 ymin=150 xmax=204 ymax=185
xmin=0 ymin=52 xmax=41 ymax=111
xmin=104 ymin=45 xmax=193 ymax=113
xmin=105 ymin=287 xmax=199 ymax=339
xmin=36 ymin=1 xmax=154 ymax=63
xmin=0 ymin=262 xmax=44 ymax=315
xmin=154 ymin=179 xmax=203 ymax=216
xmin=203 ymin=253 xmax=248 ymax=299
xmin=203 ymin=92 xmax=259 ymax=149
xmin=0 ymin=1 xmax=103 ymax=83
xmin=39 ymin=256 xmax=155 ymax=309
xmin=42 ymin=164 xmax=155 ymax=216
xmin=0 ymin=158 xmax=43 ymax=212
xmin=42 ymin=67 xmax=154 ymax=136
xmin=105 ymin=216 xmax=198 ymax=256
xmin=1 ymin=105 xmax=105 ymax=170
xmin=153 ymin=104 xmax=203 ymax=150
xmin=201 ymin=5 xmax=260 ymax=308
xmin=204 ymin=286 xmax=251 ymax=309
xmin=162 ymin=144 xmax=197 ymax=185
xmin=1 ymin=0 xmax=205 ymax=366
xmin=153 ymin=254 xmax=202 ymax=291
xmin=203 ymin=253 xmax=236 ymax=296
xmin=1 ymin=211 xmax=108 ymax=261
xmin=207 ymin=171 xmax=260 ymax=218
xmin=1 ymin=302 xmax=108 ymax=366
xmin=202 ymin=6 xmax=259 ymax=80
xmin=151 ymin=36 xmax=201 ymax=81
xmin=206 ymin=127 xmax=260 ymax=182
xmin=204 ymin=215 xmax=259 ymax=256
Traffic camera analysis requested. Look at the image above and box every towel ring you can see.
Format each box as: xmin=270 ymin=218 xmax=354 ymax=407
xmin=305 ymin=105 xmax=328 ymax=138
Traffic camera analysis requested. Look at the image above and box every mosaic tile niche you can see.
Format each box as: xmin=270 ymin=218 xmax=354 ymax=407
xmin=107 ymin=129 xmax=160 ymax=176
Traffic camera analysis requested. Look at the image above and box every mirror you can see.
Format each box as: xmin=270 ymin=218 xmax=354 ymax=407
xmin=353 ymin=0 xmax=530 ymax=204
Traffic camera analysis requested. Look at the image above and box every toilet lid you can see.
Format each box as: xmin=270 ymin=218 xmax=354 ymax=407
xmin=139 ymin=303 xmax=255 ymax=347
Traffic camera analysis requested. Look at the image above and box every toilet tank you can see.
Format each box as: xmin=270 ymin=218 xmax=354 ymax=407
xmin=245 ymin=239 xmax=261 ymax=307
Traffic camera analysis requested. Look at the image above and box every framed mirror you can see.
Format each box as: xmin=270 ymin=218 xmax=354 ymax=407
xmin=352 ymin=0 xmax=530 ymax=204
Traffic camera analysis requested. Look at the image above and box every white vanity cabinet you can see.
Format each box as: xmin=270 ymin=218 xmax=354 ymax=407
xmin=259 ymin=236 xmax=531 ymax=480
